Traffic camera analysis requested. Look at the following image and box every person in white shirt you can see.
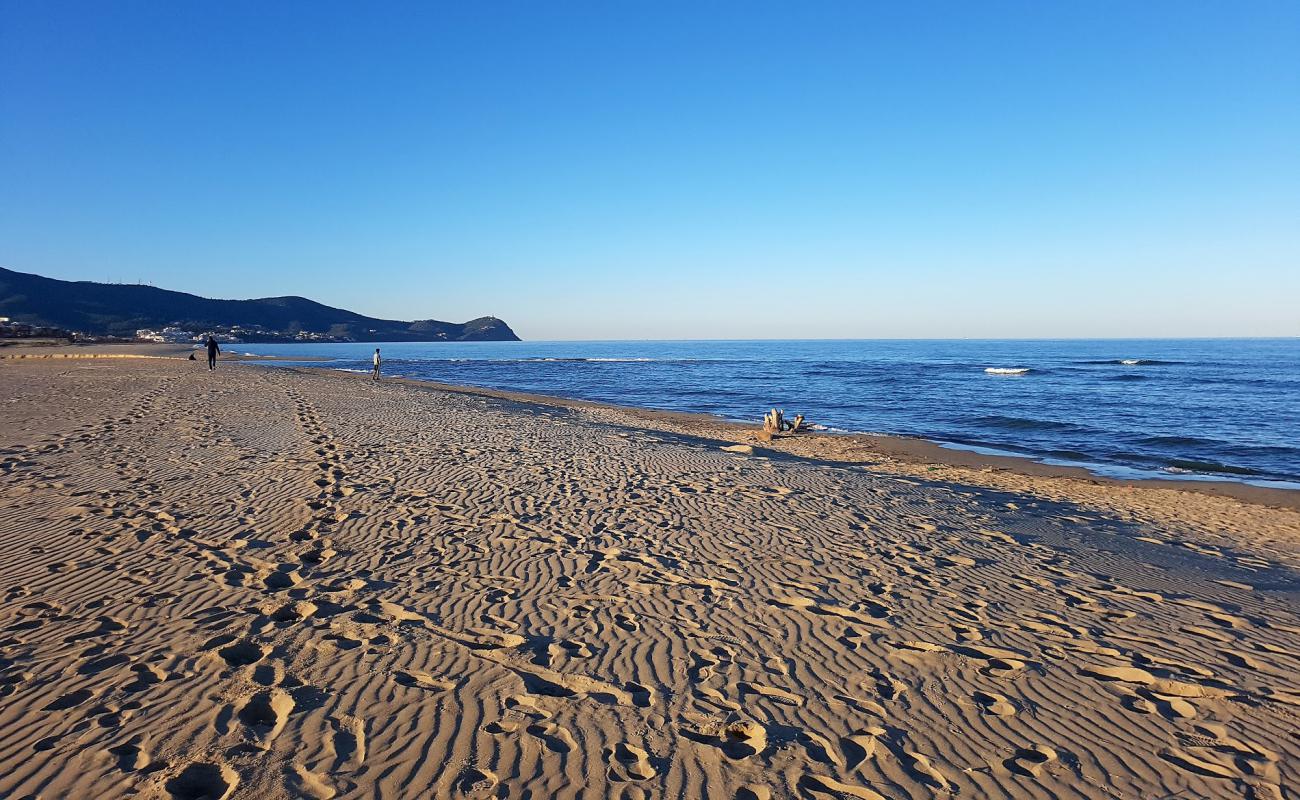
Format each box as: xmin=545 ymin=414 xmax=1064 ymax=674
xmin=372 ymin=348 xmax=381 ymax=381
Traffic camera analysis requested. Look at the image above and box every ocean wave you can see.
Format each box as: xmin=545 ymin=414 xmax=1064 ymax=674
xmin=984 ymin=367 xmax=1031 ymax=375
xmin=970 ymin=415 xmax=1082 ymax=432
xmin=1163 ymin=459 xmax=1259 ymax=476
xmin=1106 ymin=373 xmax=1149 ymax=381
xmin=1045 ymin=449 xmax=1094 ymax=461
xmin=1140 ymin=434 xmax=1220 ymax=448
xmin=506 ymin=357 xmax=666 ymax=363
xmin=1077 ymin=359 xmax=1183 ymax=366
xmin=395 ymin=357 xmax=671 ymax=364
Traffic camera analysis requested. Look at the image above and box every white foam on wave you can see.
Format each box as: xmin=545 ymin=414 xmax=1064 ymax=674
xmin=1121 ymin=359 xmax=1140 ymax=365
xmin=984 ymin=367 xmax=1030 ymax=375
xmin=520 ymin=357 xmax=657 ymax=363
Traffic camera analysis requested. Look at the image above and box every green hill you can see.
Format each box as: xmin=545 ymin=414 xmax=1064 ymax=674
xmin=0 ymin=267 xmax=520 ymax=342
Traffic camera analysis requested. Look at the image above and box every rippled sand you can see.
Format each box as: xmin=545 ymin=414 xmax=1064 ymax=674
xmin=2 ymin=358 xmax=1297 ymax=799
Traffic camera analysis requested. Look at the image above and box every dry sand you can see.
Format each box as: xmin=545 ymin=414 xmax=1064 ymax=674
xmin=1 ymin=357 xmax=1298 ymax=800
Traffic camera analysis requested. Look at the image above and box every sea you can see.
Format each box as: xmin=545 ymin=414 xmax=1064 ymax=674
xmin=236 ymin=339 xmax=1300 ymax=489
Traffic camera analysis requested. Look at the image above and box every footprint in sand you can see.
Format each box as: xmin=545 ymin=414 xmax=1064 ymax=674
xmin=625 ymin=681 xmax=654 ymax=707
xmin=903 ymin=751 xmax=950 ymax=790
xmin=797 ymin=774 xmax=888 ymax=800
xmin=301 ymin=546 xmax=336 ymax=565
xmin=237 ymin=689 xmax=294 ymax=745
xmin=330 ymin=715 xmax=366 ymax=772
xmin=287 ymin=764 xmax=338 ymax=799
xmin=271 ymin=600 xmax=319 ymax=623
xmin=950 ymin=644 xmax=1030 ymax=666
xmin=77 ymin=651 xmax=131 ymax=675
xmin=559 ymin=639 xmax=593 ymax=658
xmin=0 ymin=665 xmax=31 ymax=698
xmin=974 ymin=690 xmax=1016 ymax=716
xmin=34 ymin=735 xmax=60 ymax=752
xmin=456 ymin=767 xmax=498 ymax=798
xmin=89 ymin=615 xmax=129 ymax=636
xmin=44 ymin=687 xmax=95 ymax=711
xmin=688 ymin=650 xmax=721 ymax=682
xmin=108 ymin=737 xmax=151 ymax=772
xmin=719 ymin=719 xmax=767 ymax=759
xmin=607 ymin=742 xmax=656 ymax=781
xmin=125 ymin=661 xmax=168 ymax=692
xmin=842 ymin=727 xmax=886 ymax=769
xmin=322 ymin=632 xmax=366 ymax=651
xmin=217 ymin=639 xmax=268 ymax=667
xmin=165 ymin=762 xmax=239 ymax=800
xmin=1120 ymin=691 xmax=1157 ymax=714
xmin=527 ymin=719 xmax=578 ymax=753
xmin=484 ymin=718 xmax=524 ymax=735
xmin=1153 ymin=693 xmax=1198 ymax=720
xmin=264 ymin=567 xmax=303 ymax=590
xmin=394 ymin=670 xmax=455 ymax=692
xmin=1005 ymin=744 xmax=1058 ymax=777
xmin=869 ymin=668 xmax=907 ymax=701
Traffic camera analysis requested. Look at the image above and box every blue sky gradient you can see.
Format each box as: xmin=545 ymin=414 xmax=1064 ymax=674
xmin=2 ymin=2 xmax=1297 ymax=339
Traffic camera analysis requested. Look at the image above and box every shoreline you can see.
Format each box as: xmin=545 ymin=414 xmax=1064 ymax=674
xmin=4 ymin=341 xmax=1295 ymax=509
xmin=285 ymin=364 xmax=1300 ymax=513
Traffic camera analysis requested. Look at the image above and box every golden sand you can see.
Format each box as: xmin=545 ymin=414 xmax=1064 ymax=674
xmin=1 ymin=357 xmax=1297 ymax=799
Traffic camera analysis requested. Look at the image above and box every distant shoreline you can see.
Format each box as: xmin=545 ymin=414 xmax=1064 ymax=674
xmin=0 ymin=341 xmax=326 ymax=362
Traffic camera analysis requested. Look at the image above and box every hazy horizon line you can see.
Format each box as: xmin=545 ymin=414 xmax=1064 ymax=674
xmin=257 ymin=335 xmax=1299 ymax=343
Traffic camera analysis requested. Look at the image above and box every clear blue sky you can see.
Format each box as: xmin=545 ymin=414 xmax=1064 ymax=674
xmin=2 ymin=2 xmax=1297 ymax=339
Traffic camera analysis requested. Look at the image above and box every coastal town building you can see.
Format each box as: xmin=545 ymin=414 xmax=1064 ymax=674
xmin=134 ymin=326 xmax=200 ymax=343
xmin=134 ymin=327 xmax=242 ymax=343
xmin=0 ymin=318 xmax=73 ymax=339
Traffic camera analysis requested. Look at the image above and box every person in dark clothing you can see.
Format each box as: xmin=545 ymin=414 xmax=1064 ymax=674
xmin=205 ymin=336 xmax=221 ymax=370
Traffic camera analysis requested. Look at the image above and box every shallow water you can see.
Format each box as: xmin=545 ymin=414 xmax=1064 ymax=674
xmin=237 ymin=339 xmax=1300 ymax=487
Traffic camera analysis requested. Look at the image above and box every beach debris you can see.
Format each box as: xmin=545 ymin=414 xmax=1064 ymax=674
xmin=762 ymin=409 xmax=807 ymax=436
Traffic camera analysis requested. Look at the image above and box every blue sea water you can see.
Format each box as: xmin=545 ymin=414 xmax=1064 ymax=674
xmin=236 ymin=339 xmax=1300 ymax=488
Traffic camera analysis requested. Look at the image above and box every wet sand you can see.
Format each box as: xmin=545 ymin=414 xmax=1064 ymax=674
xmin=1 ymin=357 xmax=1298 ymax=799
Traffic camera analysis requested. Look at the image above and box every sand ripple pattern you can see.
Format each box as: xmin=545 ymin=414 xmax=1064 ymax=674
xmin=1 ymin=359 xmax=1298 ymax=799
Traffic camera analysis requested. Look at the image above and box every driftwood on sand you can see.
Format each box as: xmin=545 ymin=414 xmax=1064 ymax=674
xmin=761 ymin=409 xmax=806 ymax=440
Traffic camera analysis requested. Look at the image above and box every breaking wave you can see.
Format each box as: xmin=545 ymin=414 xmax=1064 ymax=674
xmin=1077 ymin=359 xmax=1183 ymax=366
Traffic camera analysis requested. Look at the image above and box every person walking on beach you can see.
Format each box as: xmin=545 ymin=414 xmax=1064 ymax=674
xmin=205 ymin=335 xmax=221 ymax=371
xmin=372 ymin=348 xmax=382 ymax=381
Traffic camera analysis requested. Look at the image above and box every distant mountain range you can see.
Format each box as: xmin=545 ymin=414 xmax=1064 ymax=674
xmin=0 ymin=267 xmax=520 ymax=342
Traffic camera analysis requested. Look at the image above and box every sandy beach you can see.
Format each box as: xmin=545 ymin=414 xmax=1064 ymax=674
xmin=2 ymin=355 xmax=1298 ymax=800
